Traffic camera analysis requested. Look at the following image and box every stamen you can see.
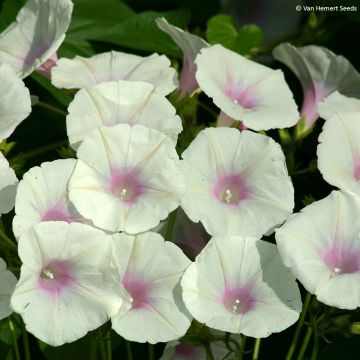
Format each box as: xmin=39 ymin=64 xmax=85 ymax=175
xmin=42 ymin=269 xmax=54 ymax=280
xmin=224 ymin=189 xmax=233 ymax=203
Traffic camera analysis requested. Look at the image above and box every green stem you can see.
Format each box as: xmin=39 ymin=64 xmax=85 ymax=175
xmin=126 ymin=341 xmax=133 ymax=360
xmin=106 ymin=332 xmax=112 ymax=360
xmin=99 ymin=339 xmax=107 ymax=360
xmin=165 ymin=209 xmax=177 ymax=242
xmin=148 ymin=343 xmax=154 ymax=360
xmin=197 ymin=101 xmax=218 ymax=119
xmin=22 ymin=324 xmax=31 ymax=360
xmin=20 ymin=140 xmax=68 ymax=160
xmin=0 ymin=226 xmax=16 ymax=250
xmin=9 ymin=318 xmax=21 ymax=360
xmin=285 ymin=292 xmax=312 ymax=360
xmin=296 ymin=326 xmax=313 ymax=360
xmin=252 ymin=338 xmax=261 ymax=360
xmin=239 ymin=335 xmax=247 ymax=360
xmin=204 ymin=342 xmax=215 ymax=360
xmin=310 ymin=333 xmax=320 ymax=360
xmin=36 ymin=101 xmax=67 ymax=117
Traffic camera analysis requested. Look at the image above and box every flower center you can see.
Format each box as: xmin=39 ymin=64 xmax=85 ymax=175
xmin=322 ymin=243 xmax=360 ymax=275
xmin=222 ymin=285 xmax=255 ymax=315
xmin=39 ymin=261 xmax=73 ymax=294
xmin=213 ymin=174 xmax=249 ymax=206
xmin=122 ymin=275 xmax=151 ymax=310
xmin=110 ymin=168 xmax=145 ymax=202
xmin=224 ymin=84 xmax=257 ymax=109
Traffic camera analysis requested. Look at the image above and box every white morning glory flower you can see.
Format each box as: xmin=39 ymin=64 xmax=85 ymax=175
xmin=318 ymin=91 xmax=360 ymax=120
xmin=273 ymin=43 xmax=360 ymax=131
xmin=111 ymin=231 xmax=191 ymax=343
xmin=0 ymin=0 xmax=73 ymax=79
xmin=66 ymin=80 xmax=182 ymax=149
xmin=0 ymin=258 xmax=17 ymax=320
xmin=317 ymin=111 xmax=360 ymax=195
xmin=156 ymin=17 xmax=209 ymax=98
xmin=13 ymin=159 xmax=87 ymax=240
xmin=0 ymin=63 xmax=31 ymax=140
xmin=68 ymin=124 xmax=184 ymax=234
xmin=195 ymin=44 xmax=299 ymax=131
xmin=181 ymin=236 xmax=302 ymax=337
xmin=0 ymin=152 xmax=18 ymax=215
xmin=276 ymin=190 xmax=360 ymax=309
xmin=51 ymin=51 xmax=178 ymax=95
xmin=180 ymin=127 xmax=294 ymax=237
xmin=11 ymin=221 xmax=123 ymax=346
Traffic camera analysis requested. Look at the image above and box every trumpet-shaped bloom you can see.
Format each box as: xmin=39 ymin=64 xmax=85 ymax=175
xmin=0 ymin=152 xmax=18 ymax=215
xmin=180 ymin=127 xmax=294 ymax=237
xmin=13 ymin=159 xmax=86 ymax=239
xmin=318 ymin=91 xmax=360 ymax=120
xmin=195 ymin=44 xmax=299 ymax=131
xmin=160 ymin=332 xmax=241 ymax=360
xmin=0 ymin=64 xmax=31 ymax=140
xmin=276 ymin=190 xmax=360 ymax=309
xmin=273 ymin=43 xmax=360 ymax=130
xmin=66 ymin=80 xmax=182 ymax=149
xmin=0 ymin=0 xmax=73 ymax=79
xmin=181 ymin=236 xmax=302 ymax=337
xmin=156 ymin=17 xmax=209 ymax=98
xmin=111 ymin=231 xmax=191 ymax=343
xmin=0 ymin=258 xmax=17 ymax=320
xmin=51 ymin=51 xmax=178 ymax=95
xmin=317 ymin=111 xmax=360 ymax=194
xmin=11 ymin=221 xmax=123 ymax=346
xmin=68 ymin=124 xmax=184 ymax=234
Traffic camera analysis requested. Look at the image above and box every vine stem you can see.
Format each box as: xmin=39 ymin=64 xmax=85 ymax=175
xmin=239 ymin=335 xmax=247 ymax=360
xmin=203 ymin=342 xmax=215 ymax=360
xmin=285 ymin=292 xmax=312 ymax=360
xmin=22 ymin=323 xmax=31 ymax=360
xmin=9 ymin=318 xmax=21 ymax=360
xmin=0 ymin=226 xmax=17 ymax=249
xmin=165 ymin=209 xmax=177 ymax=242
xmin=22 ymin=140 xmax=68 ymax=160
xmin=148 ymin=343 xmax=154 ymax=360
xmin=36 ymin=101 xmax=67 ymax=117
xmin=252 ymin=338 xmax=261 ymax=360
xmin=297 ymin=327 xmax=313 ymax=360
xmin=126 ymin=341 xmax=133 ymax=360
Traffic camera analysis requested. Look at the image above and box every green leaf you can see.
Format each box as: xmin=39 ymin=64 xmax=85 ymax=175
xmin=0 ymin=0 xmax=24 ymax=32
xmin=97 ymin=9 xmax=190 ymax=57
xmin=0 ymin=315 xmax=22 ymax=346
xmin=59 ymin=39 xmax=95 ymax=58
xmin=232 ymin=24 xmax=264 ymax=55
xmin=30 ymin=73 xmax=73 ymax=107
xmin=206 ymin=14 xmax=238 ymax=48
xmin=67 ymin=0 xmax=135 ymax=41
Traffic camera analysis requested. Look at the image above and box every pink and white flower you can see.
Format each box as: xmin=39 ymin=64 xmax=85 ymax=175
xmin=111 ymin=231 xmax=191 ymax=343
xmin=317 ymin=111 xmax=360 ymax=195
xmin=273 ymin=43 xmax=360 ymax=132
xmin=180 ymin=127 xmax=294 ymax=237
xmin=181 ymin=236 xmax=302 ymax=337
xmin=276 ymin=190 xmax=360 ymax=309
xmin=195 ymin=44 xmax=299 ymax=130
xmin=0 ymin=152 xmax=18 ymax=215
xmin=66 ymin=80 xmax=182 ymax=149
xmin=13 ymin=159 xmax=86 ymax=239
xmin=11 ymin=221 xmax=123 ymax=346
xmin=0 ymin=258 xmax=17 ymax=320
xmin=156 ymin=17 xmax=209 ymax=98
xmin=0 ymin=0 xmax=73 ymax=79
xmin=68 ymin=124 xmax=184 ymax=234
xmin=51 ymin=51 xmax=178 ymax=95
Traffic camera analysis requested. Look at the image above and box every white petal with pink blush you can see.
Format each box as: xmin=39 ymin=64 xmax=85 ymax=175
xmin=13 ymin=159 xmax=87 ymax=240
xmin=68 ymin=124 xmax=185 ymax=234
xmin=0 ymin=63 xmax=31 ymax=140
xmin=0 ymin=258 xmax=17 ymax=320
xmin=0 ymin=0 xmax=73 ymax=79
xmin=317 ymin=111 xmax=360 ymax=194
xmin=318 ymin=91 xmax=360 ymax=120
xmin=181 ymin=236 xmax=302 ymax=337
xmin=276 ymin=190 xmax=360 ymax=309
xmin=66 ymin=80 xmax=182 ymax=149
xmin=0 ymin=152 xmax=18 ymax=215
xmin=273 ymin=43 xmax=360 ymax=130
xmin=180 ymin=127 xmax=294 ymax=237
xmin=110 ymin=231 xmax=191 ymax=344
xmin=156 ymin=17 xmax=209 ymax=98
xmin=195 ymin=44 xmax=299 ymax=131
xmin=11 ymin=222 xmax=123 ymax=346
xmin=51 ymin=50 xmax=178 ymax=95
